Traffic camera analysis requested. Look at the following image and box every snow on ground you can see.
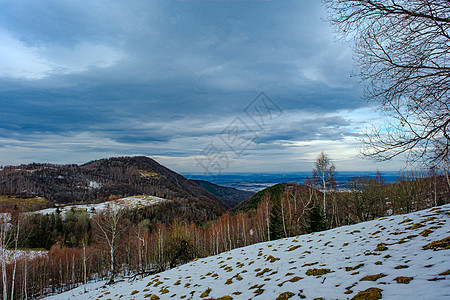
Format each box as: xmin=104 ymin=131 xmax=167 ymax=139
xmin=89 ymin=181 xmax=101 ymax=189
xmin=35 ymin=195 xmax=168 ymax=218
xmin=1 ymin=248 xmax=47 ymax=263
xmin=45 ymin=204 xmax=450 ymax=300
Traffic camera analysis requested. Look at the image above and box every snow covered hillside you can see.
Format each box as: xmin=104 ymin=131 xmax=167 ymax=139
xmin=46 ymin=204 xmax=450 ymax=299
xmin=35 ymin=195 xmax=168 ymax=217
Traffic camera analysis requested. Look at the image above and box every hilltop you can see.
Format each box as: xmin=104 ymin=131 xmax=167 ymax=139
xmin=0 ymin=156 xmax=229 ymax=216
xmin=45 ymin=204 xmax=450 ymax=299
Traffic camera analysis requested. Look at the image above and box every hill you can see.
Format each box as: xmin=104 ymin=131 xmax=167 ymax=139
xmin=45 ymin=204 xmax=450 ymax=299
xmin=233 ymin=182 xmax=318 ymax=211
xmin=35 ymin=195 xmax=169 ymax=218
xmin=0 ymin=156 xmax=228 ymax=217
xmin=192 ymin=180 xmax=254 ymax=208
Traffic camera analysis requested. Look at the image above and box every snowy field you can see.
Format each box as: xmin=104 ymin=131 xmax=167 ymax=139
xmin=35 ymin=195 xmax=168 ymax=217
xmin=45 ymin=204 xmax=450 ymax=299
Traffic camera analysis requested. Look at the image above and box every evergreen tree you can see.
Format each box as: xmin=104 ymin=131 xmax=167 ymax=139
xmin=269 ymin=200 xmax=284 ymax=240
xmin=54 ymin=212 xmax=63 ymax=233
xmin=307 ymin=205 xmax=328 ymax=233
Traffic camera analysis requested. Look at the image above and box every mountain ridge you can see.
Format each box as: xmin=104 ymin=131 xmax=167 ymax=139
xmin=0 ymin=156 xmax=229 ymax=212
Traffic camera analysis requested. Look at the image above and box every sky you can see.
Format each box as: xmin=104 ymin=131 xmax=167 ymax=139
xmin=0 ymin=0 xmax=404 ymax=174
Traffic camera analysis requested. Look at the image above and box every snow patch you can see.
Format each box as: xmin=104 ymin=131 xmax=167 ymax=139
xmin=34 ymin=195 xmax=169 ymax=218
xmin=1 ymin=248 xmax=47 ymax=264
xmin=89 ymin=181 xmax=101 ymax=189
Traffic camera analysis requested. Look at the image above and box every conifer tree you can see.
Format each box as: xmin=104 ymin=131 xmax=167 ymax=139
xmin=307 ymin=205 xmax=328 ymax=233
xmin=269 ymin=200 xmax=284 ymax=240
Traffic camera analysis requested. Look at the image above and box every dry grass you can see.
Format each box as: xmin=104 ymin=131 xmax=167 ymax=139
xmin=423 ymin=237 xmax=450 ymax=250
xmin=351 ymin=288 xmax=382 ymax=300
xmin=394 ymin=276 xmax=413 ymax=284
xmin=360 ymin=273 xmax=386 ymax=281
xmin=305 ymin=268 xmax=333 ymax=276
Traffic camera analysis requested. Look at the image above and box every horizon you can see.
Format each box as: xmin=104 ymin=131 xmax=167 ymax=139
xmin=0 ymin=155 xmax=409 ymax=174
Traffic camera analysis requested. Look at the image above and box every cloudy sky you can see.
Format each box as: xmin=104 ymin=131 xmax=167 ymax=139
xmin=0 ymin=0 xmax=403 ymax=174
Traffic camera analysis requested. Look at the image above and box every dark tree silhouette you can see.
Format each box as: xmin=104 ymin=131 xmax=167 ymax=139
xmin=307 ymin=205 xmax=328 ymax=233
xmin=269 ymin=200 xmax=285 ymax=240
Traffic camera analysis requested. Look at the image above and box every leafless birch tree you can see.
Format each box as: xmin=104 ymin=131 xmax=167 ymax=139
xmin=312 ymin=152 xmax=336 ymax=214
xmin=94 ymin=204 xmax=125 ymax=284
xmin=1 ymin=213 xmax=11 ymax=300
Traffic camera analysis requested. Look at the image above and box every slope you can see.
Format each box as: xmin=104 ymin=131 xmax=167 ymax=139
xmin=233 ymin=182 xmax=318 ymax=212
xmin=45 ymin=204 xmax=450 ymax=299
xmin=192 ymin=180 xmax=254 ymax=208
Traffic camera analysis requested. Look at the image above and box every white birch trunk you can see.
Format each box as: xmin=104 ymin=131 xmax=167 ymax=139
xmin=10 ymin=217 xmax=20 ymax=300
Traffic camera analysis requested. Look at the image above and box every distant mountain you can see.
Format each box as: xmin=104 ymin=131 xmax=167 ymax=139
xmin=0 ymin=156 xmax=229 ymax=215
xmin=192 ymin=179 xmax=254 ymax=208
xmin=234 ymin=182 xmax=320 ymax=211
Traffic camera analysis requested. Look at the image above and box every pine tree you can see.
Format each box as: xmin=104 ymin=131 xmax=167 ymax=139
xmin=269 ymin=200 xmax=284 ymax=240
xmin=307 ymin=205 xmax=328 ymax=233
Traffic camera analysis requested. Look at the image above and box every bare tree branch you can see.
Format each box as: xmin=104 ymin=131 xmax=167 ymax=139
xmin=323 ymin=0 xmax=449 ymax=169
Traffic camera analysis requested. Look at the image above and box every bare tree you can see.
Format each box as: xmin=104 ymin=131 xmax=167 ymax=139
xmin=10 ymin=212 xmax=21 ymax=300
xmin=94 ymin=204 xmax=125 ymax=284
xmin=0 ymin=212 xmax=11 ymax=300
xmin=312 ymin=152 xmax=336 ymax=214
xmin=322 ymin=0 xmax=450 ymax=168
